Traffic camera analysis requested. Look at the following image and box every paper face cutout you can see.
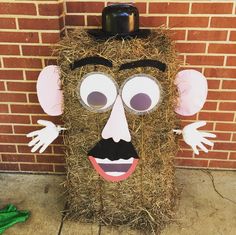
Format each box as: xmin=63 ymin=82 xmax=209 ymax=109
xmin=121 ymin=74 xmax=162 ymax=114
xmin=78 ymin=72 xmax=118 ymax=112
xmin=37 ymin=65 xmax=63 ymax=116
xmin=175 ymin=69 xmax=208 ymax=116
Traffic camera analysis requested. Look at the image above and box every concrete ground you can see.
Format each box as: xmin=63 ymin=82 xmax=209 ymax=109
xmin=0 ymin=169 xmax=235 ymax=235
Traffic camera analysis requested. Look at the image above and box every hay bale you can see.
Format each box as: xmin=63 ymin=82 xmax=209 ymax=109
xmin=55 ymin=28 xmax=180 ymax=234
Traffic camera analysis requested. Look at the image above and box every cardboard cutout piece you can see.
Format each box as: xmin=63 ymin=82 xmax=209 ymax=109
xmin=37 ymin=65 xmax=63 ymax=116
xmin=175 ymin=69 xmax=208 ymax=116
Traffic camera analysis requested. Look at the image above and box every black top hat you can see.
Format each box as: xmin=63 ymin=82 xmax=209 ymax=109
xmin=88 ymin=4 xmax=150 ymax=40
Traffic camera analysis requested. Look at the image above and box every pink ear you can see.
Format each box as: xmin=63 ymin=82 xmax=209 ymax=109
xmin=37 ymin=65 xmax=63 ymax=116
xmin=175 ymin=69 xmax=207 ymax=116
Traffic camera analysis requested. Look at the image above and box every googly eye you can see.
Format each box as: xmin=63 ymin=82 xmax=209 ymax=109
xmin=77 ymin=72 xmax=118 ymax=112
xmin=121 ymin=74 xmax=162 ymax=114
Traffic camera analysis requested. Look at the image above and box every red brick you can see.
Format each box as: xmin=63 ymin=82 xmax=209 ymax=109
xmin=18 ymin=18 xmax=60 ymax=30
xmin=3 ymin=58 xmax=42 ymax=69
xmin=209 ymin=160 xmax=236 ymax=169
xmin=0 ymin=82 xmax=5 ymax=91
xmin=0 ymin=32 xmax=39 ymax=43
xmin=0 ymin=70 xmax=23 ymax=80
xmin=149 ymin=3 xmax=189 ymax=14
xmin=0 ymin=115 xmax=30 ymax=124
xmin=41 ymin=33 xmax=61 ymax=43
xmin=211 ymin=17 xmax=236 ymax=28
xmin=0 ymin=93 xmax=27 ymax=102
xmin=215 ymin=123 xmax=236 ymax=131
xmin=7 ymin=82 xmax=36 ymax=92
xmin=202 ymin=102 xmax=217 ymax=111
xmin=22 ymin=46 xmax=52 ymax=56
xmin=0 ymin=104 xmax=8 ymax=113
xmin=25 ymin=71 xmax=41 ymax=81
xmin=212 ymin=132 xmax=231 ymax=141
xmin=192 ymin=3 xmax=233 ymax=14
xmin=0 ymin=18 xmax=16 ymax=29
xmin=66 ymin=2 xmax=104 ymax=13
xmin=0 ymin=125 xmax=12 ymax=134
xmin=219 ymin=102 xmax=236 ymax=111
xmin=36 ymin=155 xmax=65 ymax=163
xmin=10 ymin=104 xmax=44 ymax=114
xmin=214 ymin=143 xmax=236 ymax=151
xmin=230 ymin=31 xmax=236 ymax=41
xmin=0 ymin=144 xmax=16 ymax=153
xmin=18 ymin=145 xmax=52 ymax=154
xmin=0 ymin=135 xmax=28 ymax=143
xmin=2 ymin=154 xmax=35 ymax=163
xmin=0 ymin=3 xmax=36 ymax=15
xmin=87 ymin=16 xmax=102 ymax=27
xmin=208 ymin=80 xmax=220 ymax=89
xmin=53 ymin=146 xmax=65 ymax=154
xmin=0 ymin=163 xmax=19 ymax=171
xmin=233 ymin=134 xmax=236 ymax=141
xmin=199 ymin=112 xmax=234 ymax=121
xmin=186 ymin=55 xmax=224 ymax=66
xmin=208 ymin=44 xmax=236 ymax=54
xmin=174 ymin=159 xmax=208 ymax=167
xmin=28 ymin=94 xmax=39 ymax=103
xmin=14 ymin=125 xmax=39 ymax=134
xmin=169 ymin=30 xmax=186 ymax=40
xmin=43 ymin=60 xmax=56 ymax=69
xmin=31 ymin=115 xmax=63 ymax=125
xmin=229 ymin=152 xmax=236 ymax=160
xmin=20 ymin=163 xmax=53 ymax=172
xmin=65 ymin=15 xmax=85 ymax=26
xmin=169 ymin=17 xmax=208 ymax=28
xmin=205 ymin=68 xmax=236 ymax=78
xmin=11 ymin=104 xmax=43 ymax=114
xmin=54 ymin=164 xmax=66 ymax=172
xmin=196 ymin=151 xmax=228 ymax=160
xmin=226 ymin=56 xmax=236 ymax=66
xmin=188 ymin=30 xmax=227 ymax=41
xmin=222 ymin=80 xmax=236 ymax=89
xmin=105 ymin=2 xmax=147 ymax=14
xmin=140 ymin=16 xmax=166 ymax=27
xmin=176 ymin=150 xmax=193 ymax=158
xmin=175 ymin=43 xmax=206 ymax=53
xmin=39 ymin=3 xmax=63 ymax=16
xmin=0 ymin=45 xmax=20 ymax=55
xmin=134 ymin=3 xmax=146 ymax=14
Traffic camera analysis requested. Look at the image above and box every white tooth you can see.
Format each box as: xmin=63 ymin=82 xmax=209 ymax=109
xmin=95 ymin=158 xmax=134 ymax=164
xmin=106 ymin=172 xmax=125 ymax=176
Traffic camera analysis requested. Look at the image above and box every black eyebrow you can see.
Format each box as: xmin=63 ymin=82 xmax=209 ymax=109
xmin=70 ymin=56 xmax=113 ymax=70
xmin=119 ymin=59 xmax=167 ymax=72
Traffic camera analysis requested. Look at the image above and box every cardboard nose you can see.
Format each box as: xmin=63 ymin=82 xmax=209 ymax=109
xmin=102 ymin=95 xmax=131 ymax=142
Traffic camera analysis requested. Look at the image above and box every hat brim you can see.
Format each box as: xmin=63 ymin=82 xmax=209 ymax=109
xmin=87 ymin=29 xmax=151 ymax=40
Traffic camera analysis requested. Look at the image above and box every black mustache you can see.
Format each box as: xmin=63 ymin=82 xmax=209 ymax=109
xmin=88 ymin=138 xmax=139 ymax=161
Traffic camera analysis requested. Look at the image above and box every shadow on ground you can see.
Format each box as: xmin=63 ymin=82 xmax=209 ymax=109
xmin=0 ymin=169 xmax=235 ymax=235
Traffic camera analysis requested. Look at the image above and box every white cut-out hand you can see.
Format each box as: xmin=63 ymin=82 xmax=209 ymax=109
xmin=174 ymin=121 xmax=216 ymax=155
xmin=27 ymin=120 xmax=66 ymax=153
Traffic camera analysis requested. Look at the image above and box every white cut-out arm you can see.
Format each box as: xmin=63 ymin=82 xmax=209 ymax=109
xmin=26 ymin=120 xmax=67 ymax=153
xmin=173 ymin=121 xmax=216 ymax=155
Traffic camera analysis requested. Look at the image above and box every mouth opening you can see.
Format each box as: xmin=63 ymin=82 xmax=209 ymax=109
xmin=89 ymin=156 xmax=139 ymax=182
xmin=88 ymin=138 xmax=139 ymax=182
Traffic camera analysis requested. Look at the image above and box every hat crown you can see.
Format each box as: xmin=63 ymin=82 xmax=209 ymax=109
xmin=102 ymin=4 xmax=139 ymax=36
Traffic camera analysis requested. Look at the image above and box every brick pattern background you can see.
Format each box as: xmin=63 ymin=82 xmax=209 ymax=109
xmin=0 ymin=0 xmax=236 ymax=173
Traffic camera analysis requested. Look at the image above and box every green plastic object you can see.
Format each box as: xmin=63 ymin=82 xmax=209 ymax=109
xmin=0 ymin=204 xmax=30 ymax=234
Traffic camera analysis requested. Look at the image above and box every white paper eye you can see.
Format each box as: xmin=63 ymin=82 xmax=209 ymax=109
xmin=77 ymin=72 xmax=118 ymax=112
xmin=121 ymin=74 xmax=162 ymax=114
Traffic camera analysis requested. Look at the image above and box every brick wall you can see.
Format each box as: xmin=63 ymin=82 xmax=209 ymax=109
xmin=0 ymin=0 xmax=235 ymax=173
